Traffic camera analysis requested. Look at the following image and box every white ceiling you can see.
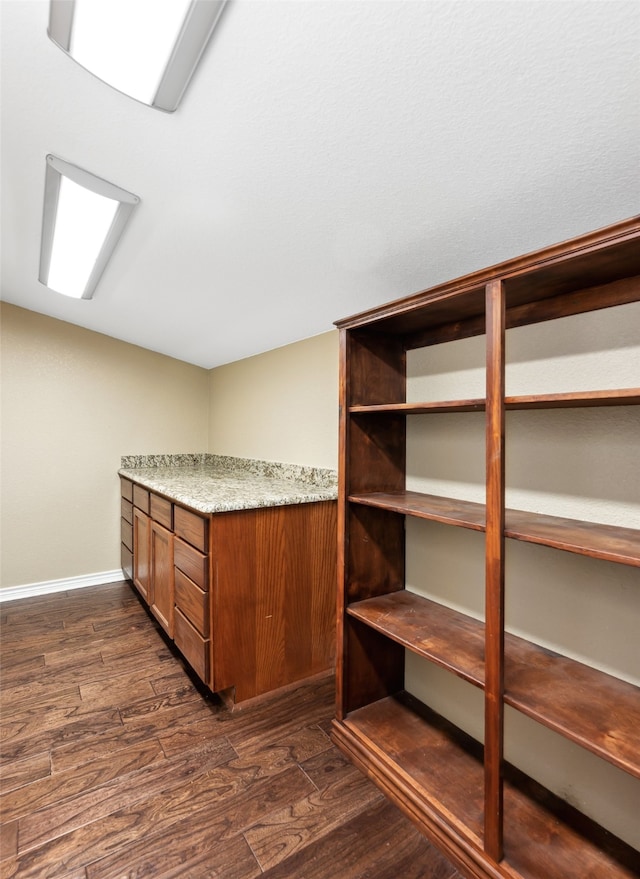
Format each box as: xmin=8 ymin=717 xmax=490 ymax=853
xmin=1 ymin=0 xmax=639 ymax=369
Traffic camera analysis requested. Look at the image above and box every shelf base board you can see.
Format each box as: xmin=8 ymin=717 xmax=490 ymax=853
xmin=332 ymin=695 xmax=640 ymax=879
xmin=331 ymin=717 xmax=497 ymax=879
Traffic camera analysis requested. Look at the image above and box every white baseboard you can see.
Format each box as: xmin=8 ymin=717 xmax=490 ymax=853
xmin=0 ymin=570 xmax=126 ymax=603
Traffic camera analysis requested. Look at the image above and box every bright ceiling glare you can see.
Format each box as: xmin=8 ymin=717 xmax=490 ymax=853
xmin=47 ymin=0 xmax=228 ymax=112
xmin=39 ymin=155 xmax=139 ymax=300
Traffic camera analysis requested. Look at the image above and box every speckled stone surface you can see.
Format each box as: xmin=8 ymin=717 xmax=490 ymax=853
xmin=119 ymin=454 xmax=337 ymax=514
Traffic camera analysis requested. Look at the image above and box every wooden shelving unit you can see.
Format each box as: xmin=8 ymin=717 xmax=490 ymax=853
xmin=332 ymin=217 xmax=640 ymax=879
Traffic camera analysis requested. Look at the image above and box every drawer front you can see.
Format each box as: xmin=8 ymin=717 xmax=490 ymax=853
xmin=133 ymin=484 xmax=150 ymax=513
xmin=150 ymin=493 xmax=172 ymax=529
xmin=121 ymin=545 xmax=133 ymax=581
xmin=120 ymin=478 xmax=133 ymax=502
xmin=121 ymin=518 xmax=133 ymax=552
xmin=174 ymin=609 xmax=210 ymax=684
xmin=174 ymin=538 xmax=208 ymax=590
xmin=121 ymin=497 xmax=133 ymax=525
xmin=174 ymin=506 xmax=208 ymax=552
xmin=175 ymin=568 xmax=209 ymax=637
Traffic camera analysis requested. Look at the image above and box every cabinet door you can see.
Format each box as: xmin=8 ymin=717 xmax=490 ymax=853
xmin=133 ymin=507 xmax=150 ymax=602
xmin=150 ymin=520 xmax=174 ymax=638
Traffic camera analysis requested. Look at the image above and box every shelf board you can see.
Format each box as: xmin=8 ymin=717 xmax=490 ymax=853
xmin=506 ymin=388 xmax=640 ymax=409
xmin=349 ymin=490 xmax=487 ymax=531
xmin=348 ymin=491 xmax=640 ymax=567
xmin=505 ymin=508 xmax=640 ymax=567
xmin=335 ymin=693 xmax=640 ymax=879
xmin=337 ymin=691 xmax=485 ymax=847
xmin=347 ymin=591 xmax=485 ymax=688
xmin=504 ymin=636 xmax=640 ymax=780
xmin=351 ymin=399 xmax=486 ymax=414
xmin=347 ymin=591 xmax=640 ymax=778
xmin=349 ymin=388 xmax=640 ymax=415
xmin=347 ymin=590 xmax=640 ymax=778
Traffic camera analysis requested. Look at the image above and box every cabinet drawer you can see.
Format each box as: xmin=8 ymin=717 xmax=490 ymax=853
xmin=121 ymin=545 xmax=133 ymax=581
xmin=120 ymin=478 xmax=133 ymax=502
xmin=121 ymin=497 xmax=133 ymax=524
xmin=174 ymin=609 xmax=210 ymax=684
xmin=175 ymin=568 xmax=209 ymax=637
xmin=133 ymin=484 xmax=150 ymax=513
xmin=174 ymin=506 xmax=208 ymax=552
xmin=150 ymin=493 xmax=172 ymax=529
xmin=174 ymin=538 xmax=208 ymax=590
xmin=121 ymin=518 xmax=133 ymax=552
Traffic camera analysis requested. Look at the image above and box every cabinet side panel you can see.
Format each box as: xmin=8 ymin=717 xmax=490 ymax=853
xmin=349 ymin=414 xmax=406 ymax=494
xmin=212 ymin=503 xmax=336 ymax=703
xmin=338 ymin=327 xmax=407 ymax=719
xmin=344 ymin=618 xmax=404 ymax=714
xmin=212 ymin=511 xmax=257 ymax=698
xmin=347 ymin=506 xmax=404 ymax=603
xmin=347 ymin=330 xmax=406 ymax=407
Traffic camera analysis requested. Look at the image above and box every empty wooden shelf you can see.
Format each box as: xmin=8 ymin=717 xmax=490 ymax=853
xmin=332 ymin=216 xmax=640 ymax=879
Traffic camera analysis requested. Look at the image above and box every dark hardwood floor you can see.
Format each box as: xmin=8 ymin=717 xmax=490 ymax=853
xmin=0 ymin=581 xmax=463 ymax=879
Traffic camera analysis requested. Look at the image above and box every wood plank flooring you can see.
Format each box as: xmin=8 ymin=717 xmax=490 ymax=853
xmin=0 ymin=581 xmax=464 ymax=879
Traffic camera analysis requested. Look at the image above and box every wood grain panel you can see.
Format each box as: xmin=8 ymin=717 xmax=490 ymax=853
xmin=174 ymin=538 xmax=208 ymax=589
xmin=212 ymin=502 xmax=337 ymax=704
xmin=132 ymin=508 xmax=150 ymax=602
xmin=120 ymin=498 xmax=133 ymax=524
xmin=174 ymin=569 xmax=208 ymax=637
xmin=132 ymin=484 xmax=149 ymax=514
xmin=150 ymin=493 xmax=172 ymax=530
xmin=149 ymin=521 xmax=174 ymax=638
xmin=120 ymin=519 xmax=133 ymax=552
xmin=174 ymin=506 xmax=208 ymax=552
xmin=120 ymin=545 xmax=133 ymax=582
xmin=174 ymin=609 xmax=210 ymax=684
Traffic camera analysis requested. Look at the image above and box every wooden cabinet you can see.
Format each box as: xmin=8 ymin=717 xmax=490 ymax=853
xmin=120 ymin=477 xmax=337 ymax=703
xmin=332 ymin=217 xmax=640 ymax=879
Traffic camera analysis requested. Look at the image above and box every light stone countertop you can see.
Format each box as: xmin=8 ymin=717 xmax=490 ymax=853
xmin=118 ymin=454 xmax=338 ymax=515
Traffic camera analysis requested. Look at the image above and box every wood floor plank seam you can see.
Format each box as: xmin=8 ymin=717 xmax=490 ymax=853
xmin=0 ymin=582 xmax=463 ymax=879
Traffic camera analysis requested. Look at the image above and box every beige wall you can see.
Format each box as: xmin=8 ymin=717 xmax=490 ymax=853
xmin=0 ymin=312 xmax=338 ymax=591
xmin=0 ymin=304 xmax=209 ymax=589
xmin=208 ymin=330 xmax=339 ymax=470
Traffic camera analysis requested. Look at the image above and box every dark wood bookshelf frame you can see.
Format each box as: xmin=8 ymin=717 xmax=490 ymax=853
xmin=333 ymin=216 xmax=640 ymax=879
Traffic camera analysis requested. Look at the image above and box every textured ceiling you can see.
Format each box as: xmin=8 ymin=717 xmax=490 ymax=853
xmin=1 ymin=0 xmax=639 ymax=368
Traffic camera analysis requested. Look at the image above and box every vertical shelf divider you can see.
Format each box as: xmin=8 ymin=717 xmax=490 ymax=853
xmin=335 ymin=328 xmax=349 ymax=721
xmin=484 ymin=279 xmax=506 ymax=861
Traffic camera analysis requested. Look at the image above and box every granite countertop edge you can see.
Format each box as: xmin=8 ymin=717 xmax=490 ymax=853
xmin=118 ymin=454 xmax=338 ymax=515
